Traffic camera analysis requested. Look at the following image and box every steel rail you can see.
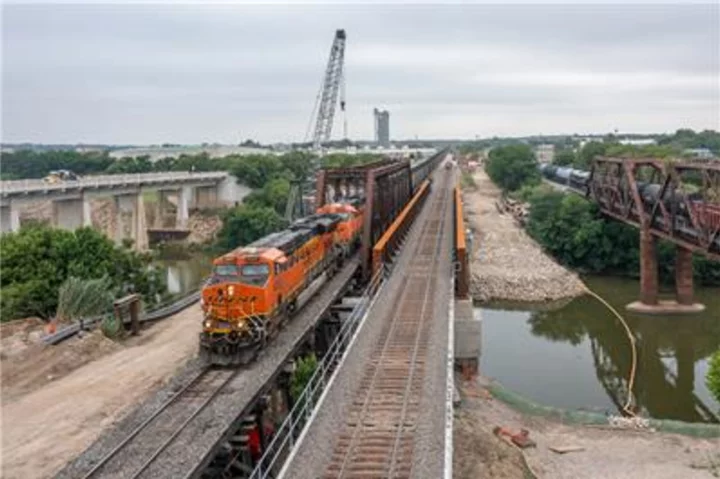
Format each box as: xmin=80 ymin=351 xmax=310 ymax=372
xmin=128 ymin=369 xmax=238 ymax=479
xmin=80 ymin=367 xmax=236 ymax=479
xmin=333 ymin=168 xmax=451 ymax=478
xmin=81 ymin=367 xmax=210 ymax=479
xmin=387 ymin=172 xmax=450 ymax=477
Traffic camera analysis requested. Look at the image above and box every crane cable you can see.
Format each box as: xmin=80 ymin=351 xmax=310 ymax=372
xmin=583 ymin=286 xmax=638 ymax=418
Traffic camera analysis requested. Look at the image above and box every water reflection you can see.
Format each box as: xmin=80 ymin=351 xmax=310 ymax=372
xmin=481 ymin=276 xmax=720 ymax=423
xmin=157 ymin=254 xmax=213 ymax=296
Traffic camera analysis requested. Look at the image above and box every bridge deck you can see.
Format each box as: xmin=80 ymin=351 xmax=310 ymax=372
xmin=284 ymin=167 xmax=455 ymax=478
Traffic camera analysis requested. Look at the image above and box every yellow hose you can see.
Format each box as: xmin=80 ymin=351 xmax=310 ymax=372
xmin=583 ymin=286 xmax=638 ymax=418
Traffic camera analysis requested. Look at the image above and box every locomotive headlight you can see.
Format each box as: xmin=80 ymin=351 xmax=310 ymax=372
xmin=228 ymin=285 xmax=235 ymax=296
xmin=204 ymin=319 xmax=213 ymax=329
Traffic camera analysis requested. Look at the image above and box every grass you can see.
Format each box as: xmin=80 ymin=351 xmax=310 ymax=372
xmin=461 ymin=172 xmax=477 ymax=190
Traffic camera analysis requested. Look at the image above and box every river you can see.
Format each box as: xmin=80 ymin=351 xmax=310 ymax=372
xmin=156 ymin=253 xmax=214 ymax=296
xmin=157 ymin=252 xmax=720 ymax=423
xmin=480 ymin=275 xmax=720 ymax=423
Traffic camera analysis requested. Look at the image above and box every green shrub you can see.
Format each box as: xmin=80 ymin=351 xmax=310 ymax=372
xmin=525 ymin=189 xmax=720 ymax=285
xmin=0 ymin=224 xmax=164 ymax=322
xmin=100 ymin=314 xmax=122 ymax=339
xmin=708 ymin=350 xmax=720 ymax=404
xmin=56 ymin=276 xmax=114 ymax=322
xmin=460 ymin=173 xmax=476 ymax=190
xmin=291 ymin=353 xmax=318 ymax=403
xmin=485 ymin=144 xmax=540 ymax=192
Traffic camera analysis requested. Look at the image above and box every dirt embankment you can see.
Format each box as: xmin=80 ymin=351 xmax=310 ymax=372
xmin=454 ymin=376 xmax=720 ymax=479
xmin=0 ymin=305 xmax=202 ymax=479
xmin=464 ymin=169 xmax=585 ymax=302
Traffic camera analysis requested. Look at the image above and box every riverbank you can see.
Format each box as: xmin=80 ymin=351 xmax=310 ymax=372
xmin=464 ymin=169 xmax=585 ymax=302
xmin=454 ymin=374 xmax=720 ymax=479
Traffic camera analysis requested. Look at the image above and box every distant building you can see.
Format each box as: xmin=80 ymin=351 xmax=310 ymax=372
xmin=373 ymin=108 xmax=390 ymax=147
xmin=684 ymin=148 xmax=715 ymax=160
xmin=619 ymin=138 xmax=656 ymax=146
xmin=535 ymin=144 xmax=555 ymax=164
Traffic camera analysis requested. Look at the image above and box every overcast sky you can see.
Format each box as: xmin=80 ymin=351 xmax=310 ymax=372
xmin=2 ymin=3 xmax=718 ymax=144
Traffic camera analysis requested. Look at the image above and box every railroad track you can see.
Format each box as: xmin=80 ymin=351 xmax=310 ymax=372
xmin=81 ymin=367 xmax=237 ymax=479
xmin=323 ymin=168 xmax=452 ymax=479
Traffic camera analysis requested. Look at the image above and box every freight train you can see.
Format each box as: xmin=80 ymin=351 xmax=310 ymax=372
xmin=200 ymin=201 xmax=364 ymax=365
xmin=538 ymin=163 xmax=720 ymax=248
xmin=200 ymin=152 xmax=444 ymax=365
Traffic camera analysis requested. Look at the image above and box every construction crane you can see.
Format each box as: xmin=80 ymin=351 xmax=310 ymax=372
xmin=307 ymin=29 xmax=347 ymax=150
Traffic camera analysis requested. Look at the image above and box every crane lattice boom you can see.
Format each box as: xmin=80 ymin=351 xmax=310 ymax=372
xmin=312 ymin=29 xmax=346 ymax=149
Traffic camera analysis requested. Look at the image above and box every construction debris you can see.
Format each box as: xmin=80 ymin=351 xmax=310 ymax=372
xmin=607 ymin=415 xmax=652 ymax=430
xmin=464 ymin=169 xmax=586 ymax=302
xmin=549 ymin=445 xmax=586 ymax=454
xmin=493 ymin=426 xmax=537 ymax=449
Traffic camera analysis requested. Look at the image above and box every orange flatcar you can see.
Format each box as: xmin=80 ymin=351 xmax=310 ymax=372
xmin=200 ymin=214 xmax=343 ymax=365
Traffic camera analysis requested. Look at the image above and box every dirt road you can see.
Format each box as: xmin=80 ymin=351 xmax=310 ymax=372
xmin=1 ymin=304 xmax=202 ymax=479
xmin=455 ymin=376 xmax=720 ymax=479
xmin=464 ymin=169 xmax=585 ymax=302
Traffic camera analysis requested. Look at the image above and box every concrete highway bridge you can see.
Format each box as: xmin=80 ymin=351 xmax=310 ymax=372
xmin=0 ymin=171 xmax=245 ymax=248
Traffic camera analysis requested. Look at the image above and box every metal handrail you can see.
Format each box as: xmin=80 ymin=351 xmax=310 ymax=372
xmin=249 ymin=267 xmax=386 ymax=479
xmin=43 ymin=276 xmax=210 ymax=345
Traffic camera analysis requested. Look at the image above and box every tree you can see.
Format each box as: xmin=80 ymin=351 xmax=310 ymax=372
xmin=485 ymin=144 xmax=540 ymax=192
xmin=707 ymin=350 xmax=720 ymax=403
xmin=553 ymin=149 xmax=575 ymax=166
xmin=229 ymin=155 xmax=285 ymax=188
xmin=216 ymin=205 xmax=288 ymax=249
xmin=0 ymin=150 xmax=113 ymax=180
xmin=524 ymin=187 xmax=720 ymax=285
xmin=243 ymin=178 xmax=291 ymax=214
xmin=279 ymin=151 xmax=317 ymax=181
xmin=0 ymin=225 xmax=164 ymax=322
xmin=575 ymin=141 xmax=607 ymax=169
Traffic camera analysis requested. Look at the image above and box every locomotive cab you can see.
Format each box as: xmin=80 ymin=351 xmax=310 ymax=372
xmin=202 ymin=251 xmax=278 ymax=332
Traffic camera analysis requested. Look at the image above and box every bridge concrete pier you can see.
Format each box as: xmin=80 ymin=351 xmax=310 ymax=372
xmin=627 ymin=229 xmax=705 ymax=314
xmin=194 ymin=185 xmax=218 ymax=207
xmin=52 ymin=197 xmax=92 ymax=231
xmin=0 ymin=201 xmax=21 ymax=233
xmin=114 ymin=193 xmax=148 ymax=250
xmin=177 ymin=185 xmax=191 ymax=229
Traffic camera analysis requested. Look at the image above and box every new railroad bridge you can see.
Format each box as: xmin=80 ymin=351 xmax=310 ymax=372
xmin=58 ymin=149 xmax=475 ymax=479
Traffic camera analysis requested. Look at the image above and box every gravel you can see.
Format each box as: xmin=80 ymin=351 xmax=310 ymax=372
xmin=56 ymin=260 xmax=359 ymax=479
xmin=285 ymin=169 xmax=455 ymax=478
xmin=465 ymin=169 xmax=586 ymax=302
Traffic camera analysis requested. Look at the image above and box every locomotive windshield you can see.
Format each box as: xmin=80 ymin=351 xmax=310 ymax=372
xmin=211 ymin=264 xmax=240 ymax=283
xmin=241 ymin=264 xmax=270 ymax=286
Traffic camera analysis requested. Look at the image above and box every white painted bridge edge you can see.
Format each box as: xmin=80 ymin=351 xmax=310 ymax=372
xmin=0 ymin=171 xmax=228 ymax=195
xmin=444 ymin=277 xmax=455 ymax=479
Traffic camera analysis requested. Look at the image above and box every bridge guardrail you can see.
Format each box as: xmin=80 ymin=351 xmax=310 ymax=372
xmin=43 ymin=278 xmax=208 ymax=345
xmin=1 ymin=171 xmax=227 ymax=195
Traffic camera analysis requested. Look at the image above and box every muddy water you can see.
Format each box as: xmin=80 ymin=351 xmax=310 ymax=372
xmin=479 ymin=275 xmax=720 ymax=423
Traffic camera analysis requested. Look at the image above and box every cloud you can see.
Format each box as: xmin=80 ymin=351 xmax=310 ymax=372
xmin=2 ymin=3 xmax=718 ymax=144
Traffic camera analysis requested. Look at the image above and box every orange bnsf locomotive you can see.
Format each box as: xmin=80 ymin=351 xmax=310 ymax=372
xmin=200 ymin=204 xmax=363 ymax=365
